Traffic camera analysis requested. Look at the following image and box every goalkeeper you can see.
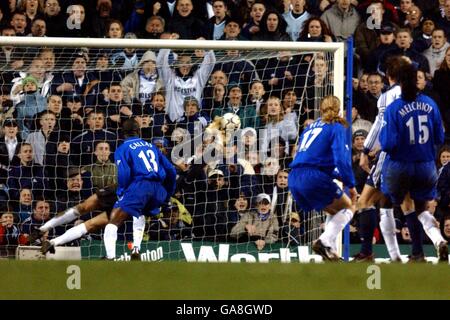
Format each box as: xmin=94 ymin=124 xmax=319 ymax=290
xmin=33 ymin=185 xmax=146 ymax=259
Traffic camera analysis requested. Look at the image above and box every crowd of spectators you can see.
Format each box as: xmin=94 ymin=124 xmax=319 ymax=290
xmin=1 ymin=0 xmax=450 ymax=256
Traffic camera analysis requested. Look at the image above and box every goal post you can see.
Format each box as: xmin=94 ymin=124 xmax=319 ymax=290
xmin=0 ymin=36 xmax=346 ymax=261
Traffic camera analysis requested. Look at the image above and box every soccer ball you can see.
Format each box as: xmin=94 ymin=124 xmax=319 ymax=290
xmin=220 ymin=113 xmax=241 ymax=131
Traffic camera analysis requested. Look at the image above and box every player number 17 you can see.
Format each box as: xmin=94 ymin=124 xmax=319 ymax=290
xmin=138 ymin=149 xmax=159 ymax=172
xmin=299 ymin=128 xmax=323 ymax=151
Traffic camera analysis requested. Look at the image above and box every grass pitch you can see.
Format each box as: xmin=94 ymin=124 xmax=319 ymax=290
xmin=0 ymin=260 xmax=449 ymax=300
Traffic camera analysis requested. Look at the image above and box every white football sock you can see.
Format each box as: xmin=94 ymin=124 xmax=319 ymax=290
xmin=40 ymin=207 xmax=80 ymax=232
xmin=418 ymin=211 xmax=445 ymax=248
xmin=52 ymin=223 xmax=87 ymax=246
xmin=379 ymin=208 xmax=401 ymax=260
xmin=133 ymin=215 xmax=145 ymax=250
xmin=319 ymin=209 xmax=353 ymax=248
xmin=104 ymin=224 xmax=118 ymax=259
xmin=324 ymin=213 xmax=337 ymax=252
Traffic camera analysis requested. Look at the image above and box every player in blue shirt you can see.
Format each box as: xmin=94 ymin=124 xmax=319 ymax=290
xmin=103 ymin=118 xmax=177 ymax=260
xmin=380 ymin=62 xmax=448 ymax=262
xmin=289 ymin=96 xmax=357 ymax=261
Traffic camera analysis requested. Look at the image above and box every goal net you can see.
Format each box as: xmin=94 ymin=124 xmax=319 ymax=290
xmin=0 ymin=37 xmax=344 ymax=260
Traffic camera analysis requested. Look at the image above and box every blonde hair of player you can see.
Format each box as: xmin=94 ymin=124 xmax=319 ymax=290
xmin=320 ymin=95 xmax=348 ymax=127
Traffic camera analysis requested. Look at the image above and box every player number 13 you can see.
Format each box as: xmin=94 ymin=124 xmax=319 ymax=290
xmin=138 ymin=149 xmax=159 ymax=172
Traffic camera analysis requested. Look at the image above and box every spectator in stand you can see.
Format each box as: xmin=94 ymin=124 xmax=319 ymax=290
xmin=148 ymin=202 xmax=192 ymax=241
xmin=20 ymin=0 xmax=45 ymax=34
xmin=28 ymin=17 xmax=46 ymax=37
xmin=10 ymin=57 xmax=53 ymax=107
xmin=90 ymin=0 xmax=114 ymax=38
xmin=70 ymin=110 xmax=117 ymax=166
xmin=321 ymin=0 xmax=361 ymax=42
xmin=157 ymin=43 xmax=216 ymax=122
xmin=252 ymin=10 xmax=290 ymax=41
xmin=51 ymin=53 xmax=98 ymax=100
xmin=121 ymin=50 xmax=162 ymax=105
xmin=436 ymin=0 xmax=450 ymax=37
xmin=270 ymin=168 xmax=292 ymax=227
xmin=432 ymin=46 xmax=450 ymax=140
xmin=212 ymin=82 xmax=259 ymax=129
xmin=168 ymin=96 xmax=210 ymax=136
xmin=0 ymin=27 xmax=25 ymax=71
xmin=241 ymin=0 xmax=266 ymax=40
xmin=0 ymin=119 xmax=21 ymax=186
xmin=366 ymin=22 xmax=397 ymax=72
xmin=139 ymin=15 xmax=165 ymax=39
xmin=296 ymin=16 xmax=334 ymax=42
xmin=167 ymin=0 xmax=206 ymax=39
xmin=413 ymin=17 xmax=436 ymax=53
xmin=230 ymin=193 xmax=279 ymax=250
xmin=259 ymin=96 xmax=297 ymax=156
xmin=16 ymin=188 xmax=33 ymax=223
xmin=25 ymin=110 xmax=56 ymax=165
xmin=283 ymin=0 xmax=311 ymax=42
xmin=58 ymin=95 xmax=84 ymax=141
xmin=417 ymin=69 xmax=441 ymax=112
xmin=15 ymin=76 xmax=47 ymax=139
xmin=257 ymin=51 xmax=301 ymax=99
xmin=7 ymin=142 xmax=46 ymax=202
xmin=0 ymin=209 xmax=28 ymax=257
xmin=227 ymin=192 xmax=250 ymax=234
xmin=205 ymin=0 xmax=230 ymax=40
xmin=44 ymin=131 xmax=72 ymax=195
xmin=20 ymin=198 xmax=53 ymax=245
xmin=359 ymin=72 xmax=384 ymax=122
xmin=355 ymin=1 xmax=386 ymax=68
xmin=352 ymin=129 xmax=370 ymax=193
xmin=424 ymin=29 xmax=450 ymax=77
xmin=97 ymin=82 xmax=133 ymax=132
xmin=10 ymin=11 xmax=28 ymax=36
xmin=442 ymin=215 xmax=450 ymax=241
xmin=246 ymin=80 xmax=266 ymax=115
xmin=351 ymin=106 xmax=373 ymax=134
xmin=380 ymin=28 xmax=430 ymax=74
xmin=55 ymin=167 xmax=92 ymax=213
xmin=219 ymin=18 xmax=247 ymax=40
xmin=403 ymin=5 xmax=423 ymax=39
xmin=43 ymin=0 xmax=64 ymax=37
xmin=397 ymin=0 xmax=414 ymax=26
xmin=214 ymin=48 xmax=259 ymax=92
xmin=83 ymin=141 xmax=117 ymax=191
xmin=280 ymin=211 xmax=304 ymax=246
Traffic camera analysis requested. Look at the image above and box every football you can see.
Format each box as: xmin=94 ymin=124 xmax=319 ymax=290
xmin=220 ymin=113 xmax=241 ymax=131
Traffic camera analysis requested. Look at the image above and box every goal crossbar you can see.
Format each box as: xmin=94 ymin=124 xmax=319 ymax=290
xmin=0 ymin=36 xmax=345 ymax=105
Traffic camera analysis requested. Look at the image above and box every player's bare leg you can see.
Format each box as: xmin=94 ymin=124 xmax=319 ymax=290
xmin=415 ymin=200 xmax=449 ymax=262
xmin=30 ymin=194 xmax=101 ymax=243
xmin=41 ymin=212 xmax=109 ymax=254
xmin=313 ymin=191 xmax=355 ymax=261
xmin=103 ymin=207 xmax=130 ymax=260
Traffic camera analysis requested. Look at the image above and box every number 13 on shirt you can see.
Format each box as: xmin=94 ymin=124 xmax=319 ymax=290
xmin=138 ymin=149 xmax=159 ymax=172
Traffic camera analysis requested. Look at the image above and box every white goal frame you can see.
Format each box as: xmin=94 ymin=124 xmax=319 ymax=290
xmin=0 ymin=37 xmax=345 ymax=107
